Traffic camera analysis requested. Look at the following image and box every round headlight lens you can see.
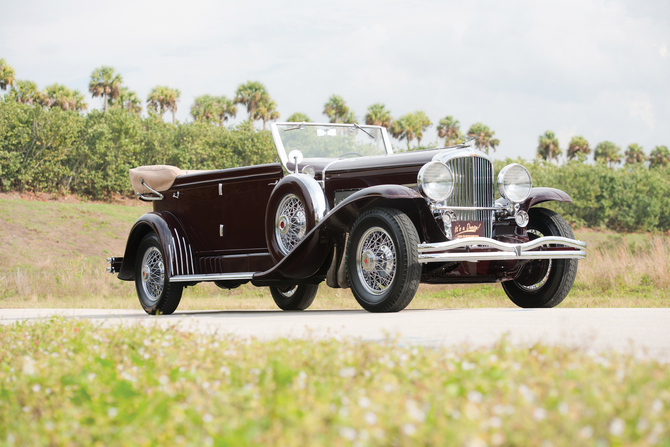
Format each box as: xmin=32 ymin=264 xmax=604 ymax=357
xmin=418 ymin=162 xmax=454 ymax=202
xmin=497 ymin=164 xmax=532 ymax=203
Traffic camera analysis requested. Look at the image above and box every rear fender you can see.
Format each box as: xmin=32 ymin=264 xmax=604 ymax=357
xmin=253 ymin=185 xmax=440 ymax=283
xmin=118 ymin=212 xmax=196 ymax=281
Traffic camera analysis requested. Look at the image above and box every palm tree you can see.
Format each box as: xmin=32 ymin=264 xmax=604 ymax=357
xmin=624 ymin=143 xmax=646 ymax=165
xmin=147 ymin=86 xmax=180 ymax=124
xmin=9 ymin=80 xmax=42 ymax=105
xmin=567 ymin=136 xmax=590 ymax=161
xmin=467 ymin=122 xmax=499 ymax=154
xmin=594 ymin=141 xmax=622 ymax=168
xmin=390 ymin=111 xmax=432 ymax=149
xmin=42 ymin=84 xmax=87 ymax=111
xmin=323 ymin=95 xmax=351 ymax=123
xmin=287 ymin=112 xmax=311 ymax=122
xmin=110 ymin=87 xmax=142 ymax=115
xmin=215 ymin=95 xmax=237 ymax=126
xmin=0 ymin=58 xmax=15 ymax=90
xmin=88 ymin=66 xmax=123 ymax=112
xmin=191 ymin=94 xmax=218 ymax=123
xmin=365 ymin=103 xmax=392 ymax=128
xmin=411 ymin=111 xmax=432 ymax=147
xmin=649 ymin=145 xmax=670 ymax=169
xmin=436 ymin=116 xmax=461 ymax=146
xmin=234 ymin=81 xmax=268 ymax=122
xmin=390 ymin=115 xmax=413 ymax=150
xmin=537 ymin=131 xmax=562 ymax=162
xmin=254 ymin=98 xmax=280 ymax=130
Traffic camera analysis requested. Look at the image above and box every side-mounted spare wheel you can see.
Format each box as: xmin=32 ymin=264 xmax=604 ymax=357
xmin=346 ymin=208 xmax=421 ymax=313
xmin=502 ymin=207 xmax=578 ymax=308
xmin=265 ymin=174 xmax=327 ymax=263
xmin=135 ymin=233 xmax=183 ymax=315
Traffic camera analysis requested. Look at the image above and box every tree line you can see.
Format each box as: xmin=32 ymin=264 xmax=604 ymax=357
xmin=2 ymin=58 xmax=667 ymax=169
xmin=0 ymin=97 xmax=668 ymax=232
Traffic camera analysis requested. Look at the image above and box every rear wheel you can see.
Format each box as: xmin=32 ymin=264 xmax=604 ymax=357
xmin=269 ymin=284 xmax=318 ymax=310
xmin=502 ymin=207 xmax=578 ymax=308
xmin=346 ymin=208 xmax=421 ymax=312
xmin=135 ymin=233 xmax=183 ymax=315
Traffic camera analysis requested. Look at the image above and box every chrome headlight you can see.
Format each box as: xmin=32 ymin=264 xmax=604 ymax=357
xmin=497 ymin=163 xmax=532 ymax=203
xmin=418 ymin=161 xmax=454 ymax=202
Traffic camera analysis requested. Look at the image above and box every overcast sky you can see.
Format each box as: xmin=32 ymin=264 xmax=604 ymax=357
xmin=1 ymin=0 xmax=669 ymax=160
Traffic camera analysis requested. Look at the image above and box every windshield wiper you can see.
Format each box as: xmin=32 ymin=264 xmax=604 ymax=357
xmin=353 ymin=123 xmax=374 ymax=139
xmin=284 ymin=122 xmax=305 ymax=132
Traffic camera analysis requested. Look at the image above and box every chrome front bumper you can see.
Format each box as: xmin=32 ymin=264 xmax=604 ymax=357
xmin=417 ymin=237 xmax=587 ymax=264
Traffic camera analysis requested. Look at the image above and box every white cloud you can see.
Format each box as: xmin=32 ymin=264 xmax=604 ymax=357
xmin=626 ymin=94 xmax=656 ymax=130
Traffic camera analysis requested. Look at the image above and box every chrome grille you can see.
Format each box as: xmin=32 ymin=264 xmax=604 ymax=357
xmin=444 ymin=156 xmax=495 ymax=237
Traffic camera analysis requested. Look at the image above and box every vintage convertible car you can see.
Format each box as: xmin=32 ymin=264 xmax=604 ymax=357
xmin=107 ymin=122 xmax=586 ymax=314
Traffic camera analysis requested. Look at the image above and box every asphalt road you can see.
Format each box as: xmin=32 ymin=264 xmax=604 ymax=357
xmin=2 ymin=308 xmax=669 ymax=361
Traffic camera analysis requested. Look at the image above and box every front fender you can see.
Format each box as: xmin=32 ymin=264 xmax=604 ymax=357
xmin=253 ymin=185 xmax=440 ymax=282
xmin=497 ymin=187 xmax=572 ymax=212
xmin=522 ymin=187 xmax=572 ymax=211
xmin=117 ymin=212 xmax=195 ymax=281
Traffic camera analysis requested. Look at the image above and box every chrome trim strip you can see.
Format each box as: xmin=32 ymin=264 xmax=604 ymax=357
xmin=174 ymin=229 xmax=184 ymax=275
xmin=189 ymin=245 xmax=195 ymax=275
xmin=417 ymin=236 xmax=587 ymax=263
xmin=169 ymin=243 xmax=175 ymax=275
xmin=182 ymin=237 xmax=189 ymax=274
xmin=321 ymin=159 xmax=344 ymax=190
xmin=170 ymin=272 xmax=255 ymax=283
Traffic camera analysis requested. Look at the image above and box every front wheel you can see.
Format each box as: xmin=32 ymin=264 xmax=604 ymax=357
xmin=502 ymin=207 xmax=578 ymax=308
xmin=269 ymin=284 xmax=318 ymax=310
xmin=346 ymin=208 xmax=421 ymax=312
xmin=135 ymin=233 xmax=183 ymax=315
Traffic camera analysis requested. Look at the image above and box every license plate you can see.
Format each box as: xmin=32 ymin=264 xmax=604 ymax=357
xmin=453 ymin=221 xmax=485 ymax=239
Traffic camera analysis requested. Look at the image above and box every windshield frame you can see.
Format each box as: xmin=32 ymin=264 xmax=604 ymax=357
xmin=270 ymin=122 xmax=394 ymax=171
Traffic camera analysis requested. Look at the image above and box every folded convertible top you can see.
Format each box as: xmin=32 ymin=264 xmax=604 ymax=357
xmin=129 ymin=165 xmax=207 ymax=194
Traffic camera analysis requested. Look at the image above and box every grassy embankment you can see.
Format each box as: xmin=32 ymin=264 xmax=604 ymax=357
xmin=0 ymin=195 xmax=668 ymax=310
xmin=1 ymin=318 xmax=668 ymax=446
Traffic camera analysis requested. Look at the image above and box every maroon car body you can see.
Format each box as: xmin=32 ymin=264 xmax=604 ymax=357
xmin=109 ymin=122 xmax=586 ymax=314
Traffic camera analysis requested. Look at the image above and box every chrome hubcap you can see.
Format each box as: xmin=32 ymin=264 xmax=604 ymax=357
xmin=275 ymin=194 xmax=307 ymax=255
xmin=356 ymin=226 xmax=396 ymax=299
xmin=141 ymin=246 xmax=164 ymax=302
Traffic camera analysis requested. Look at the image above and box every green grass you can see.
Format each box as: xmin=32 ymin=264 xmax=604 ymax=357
xmin=1 ymin=196 xmax=669 ymax=310
xmin=1 ymin=319 xmax=668 ymax=446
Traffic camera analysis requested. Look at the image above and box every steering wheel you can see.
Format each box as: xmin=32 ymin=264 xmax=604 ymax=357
xmin=338 ymin=152 xmax=363 ymax=158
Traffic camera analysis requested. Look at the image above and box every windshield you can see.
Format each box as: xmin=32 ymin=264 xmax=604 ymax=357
xmin=271 ymin=123 xmax=391 ymax=168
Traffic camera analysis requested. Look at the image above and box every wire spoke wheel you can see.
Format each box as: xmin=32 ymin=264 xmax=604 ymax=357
xmin=141 ymin=246 xmax=164 ymax=302
xmin=275 ymin=194 xmax=307 ymax=255
xmin=356 ymin=226 xmax=397 ymax=296
xmin=135 ymin=233 xmax=183 ymax=315
xmin=502 ymin=208 xmax=578 ymax=308
xmin=346 ymin=208 xmax=421 ymax=312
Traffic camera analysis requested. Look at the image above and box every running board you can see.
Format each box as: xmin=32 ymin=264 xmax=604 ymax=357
xmin=170 ymin=272 xmax=255 ymax=282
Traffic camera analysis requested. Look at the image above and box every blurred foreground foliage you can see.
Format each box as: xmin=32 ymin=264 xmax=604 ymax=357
xmin=1 ymin=98 xmax=669 ymax=232
xmin=1 ymin=319 xmax=668 ymax=446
